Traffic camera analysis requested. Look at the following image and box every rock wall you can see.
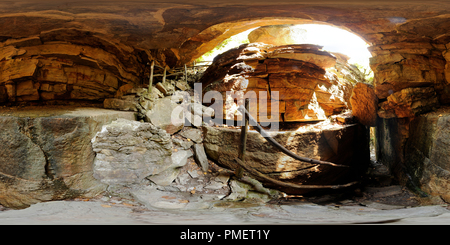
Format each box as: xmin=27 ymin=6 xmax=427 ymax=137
xmin=0 ymin=107 xmax=136 ymax=209
xmin=0 ymin=29 xmax=146 ymax=105
xmin=1 ymin=1 xmax=450 ymax=203
xmin=203 ymin=123 xmax=369 ymax=195
xmin=370 ymin=39 xmax=446 ymax=118
xmin=404 ymin=107 xmax=450 ymax=202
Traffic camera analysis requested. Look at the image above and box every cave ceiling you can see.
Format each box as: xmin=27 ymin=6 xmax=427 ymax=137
xmin=1 ymin=0 xmax=449 ymax=66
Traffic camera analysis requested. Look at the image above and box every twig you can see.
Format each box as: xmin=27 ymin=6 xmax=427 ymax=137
xmin=184 ymin=64 xmax=188 ymax=83
xmin=162 ymin=66 xmax=167 ymax=83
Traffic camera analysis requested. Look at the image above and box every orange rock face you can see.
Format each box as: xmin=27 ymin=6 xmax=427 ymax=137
xmin=200 ymin=43 xmax=360 ymax=123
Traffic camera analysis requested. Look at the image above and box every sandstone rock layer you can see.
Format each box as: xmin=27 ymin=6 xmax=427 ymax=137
xmin=350 ymin=83 xmax=378 ymax=126
xmin=405 ymin=107 xmax=450 ymax=202
xmin=0 ymin=29 xmax=149 ymax=105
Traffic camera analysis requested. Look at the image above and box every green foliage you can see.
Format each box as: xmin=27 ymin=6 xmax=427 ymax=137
xmin=353 ymin=63 xmax=374 ymax=84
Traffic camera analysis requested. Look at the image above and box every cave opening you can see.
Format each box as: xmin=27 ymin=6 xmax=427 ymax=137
xmin=4 ymin=1 xmax=449 ymax=211
xmin=192 ymin=23 xmax=382 ymax=197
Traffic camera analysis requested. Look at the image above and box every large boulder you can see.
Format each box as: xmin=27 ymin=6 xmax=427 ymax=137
xmin=202 ymin=124 xmax=369 ymax=195
xmin=92 ymin=118 xmax=173 ymax=186
xmin=0 ymin=107 xmax=136 ymax=209
xmin=405 ymin=107 xmax=450 ymax=202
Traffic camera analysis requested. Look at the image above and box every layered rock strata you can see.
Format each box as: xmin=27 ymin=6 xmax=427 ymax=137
xmin=0 ymin=29 xmax=146 ymax=105
xmin=200 ymin=43 xmax=360 ymax=123
xmin=371 ymin=37 xmax=450 ymax=197
xmin=202 ymin=123 xmax=370 ymax=195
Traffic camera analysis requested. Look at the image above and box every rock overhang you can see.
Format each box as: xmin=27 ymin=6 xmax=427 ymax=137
xmin=1 ymin=0 xmax=450 ymax=206
xmin=1 ymin=0 xmax=450 ymax=66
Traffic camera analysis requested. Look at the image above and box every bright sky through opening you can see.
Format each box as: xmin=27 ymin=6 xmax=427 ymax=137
xmin=200 ymin=24 xmax=372 ymax=70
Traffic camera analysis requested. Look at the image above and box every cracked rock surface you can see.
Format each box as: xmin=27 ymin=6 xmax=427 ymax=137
xmin=0 ymin=106 xmax=136 ymax=209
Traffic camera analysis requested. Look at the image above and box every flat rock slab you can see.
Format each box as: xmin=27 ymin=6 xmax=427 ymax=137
xmin=365 ymin=185 xmax=404 ymax=198
xmin=0 ymin=199 xmax=449 ymax=225
xmin=0 ymin=106 xmax=136 ymax=209
xmin=130 ymin=186 xmax=223 ymax=211
xmin=179 ymin=128 xmax=203 ymax=143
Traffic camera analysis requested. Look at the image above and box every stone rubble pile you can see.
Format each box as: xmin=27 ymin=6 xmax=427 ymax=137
xmin=91 ymin=118 xmax=275 ymax=206
xmin=102 ymin=67 xmax=216 ymax=133
xmin=93 ymin=70 xmax=276 ymax=204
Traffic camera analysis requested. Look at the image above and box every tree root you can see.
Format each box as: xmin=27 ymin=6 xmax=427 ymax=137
xmin=234 ymin=157 xmax=358 ymax=190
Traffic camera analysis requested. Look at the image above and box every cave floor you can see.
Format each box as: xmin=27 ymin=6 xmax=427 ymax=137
xmin=0 ymin=104 xmax=105 ymax=118
xmin=0 ymin=193 xmax=448 ymax=225
xmin=0 ymin=159 xmax=448 ymax=225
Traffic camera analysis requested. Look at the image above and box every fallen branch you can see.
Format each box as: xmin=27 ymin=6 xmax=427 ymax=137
xmin=234 ymin=157 xmax=358 ymax=189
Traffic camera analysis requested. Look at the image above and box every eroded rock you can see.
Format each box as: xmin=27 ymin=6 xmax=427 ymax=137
xmin=145 ymin=97 xmax=184 ymax=134
xmin=193 ymin=143 xmax=209 ymax=172
xmin=248 ymin=25 xmax=306 ymax=46
xmin=200 ymin=42 xmax=358 ymax=123
xmin=202 ymin=124 xmax=370 ymax=195
xmin=92 ymin=118 xmax=173 ymax=186
xmin=378 ymin=87 xmax=439 ymax=118
xmin=104 ymin=98 xmax=138 ymax=111
xmin=0 ymin=107 xmax=136 ymax=209
xmin=405 ymin=107 xmax=450 ymax=202
xmin=267 ymin=44 xmax=337 ymax=68
xmin=180 ymin=128 xmax=203 ymax=143
xmin=148 ymin=150 xmax=193 ymax=186
xmin=350 ymin=82 xmax=378 ymax=126
xmin=369 ymin=42 xmax=446 ymax=100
